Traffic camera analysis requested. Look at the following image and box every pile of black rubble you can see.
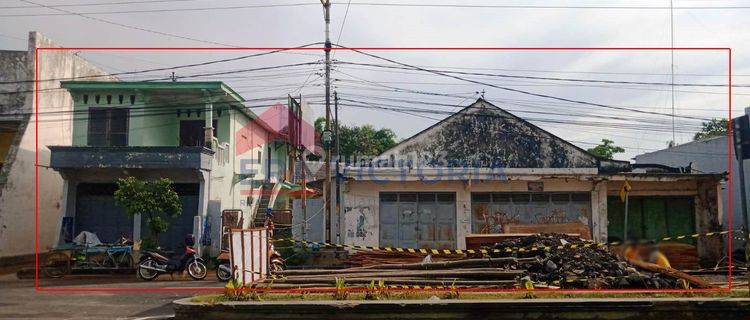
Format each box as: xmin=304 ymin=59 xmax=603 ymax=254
xmin=489 ymin=233 xmax=679 ymax=289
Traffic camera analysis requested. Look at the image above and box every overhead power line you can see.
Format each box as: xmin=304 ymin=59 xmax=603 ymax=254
xmin=2 ymin=2 xmax=318 ymax=17
xmin=336 ymin=61 xmax=744 ymax=88
xmin=334 ymin=3 xmax=750 ymax=10
xmin=336 ymin=45 xmax=713 ymax=121
xmin=339 ymin=97 xmax=702 ymax=130
xmin=335 ymin=0 xmax=352 ymax=49
xmin=306 ymin=98 xmax=726 ymax=156
xmin=6 ymin=2 xmax=750 ymax=16
xmin=337 ymin=93 xmax=706 ymax=125
xmin=19 ymin=0 xmax=239 ymax=47
xmin=16 ymin=1 xmax=320 ymax=52
xmin=332 ymin=101 xmax=700 ymax=134
xmin=0 ymin=62 xmax=322 ymax=99
xmin=335 ymin=62 xmax=740 ymax=78
xmin=0 ymin=0 xmax=203 ymax=9
xmin=0 ymin=46 xmax=322 ymax=85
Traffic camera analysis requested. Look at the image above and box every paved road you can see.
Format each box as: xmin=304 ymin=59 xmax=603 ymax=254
xmin=0 ymin=273 xmax=224 ymax=320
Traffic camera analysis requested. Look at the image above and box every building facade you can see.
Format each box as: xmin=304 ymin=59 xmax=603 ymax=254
xmin=635 ymin=133 xmax=744 ymax=250
xmin=48 ymin=81 xmax=293 ymax=255
xmin=306 ymin=99 xmax=724 ymax=264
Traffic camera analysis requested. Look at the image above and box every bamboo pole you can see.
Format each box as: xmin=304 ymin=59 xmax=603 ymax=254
xmin=358 ymin=257 xmax=520 ymax=270
xmin=278 ymin=269 xmax=523 ymax=280
xmin=263 ymin=278 xmax=516 ymax=286
xmin=626 ymin=258 xmax=712 ymax=288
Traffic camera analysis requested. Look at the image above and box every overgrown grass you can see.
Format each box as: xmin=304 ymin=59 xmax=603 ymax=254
xmin=192 ymin=289 xmax=749 ymax=303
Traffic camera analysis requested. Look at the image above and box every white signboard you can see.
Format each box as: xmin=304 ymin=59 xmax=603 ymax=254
xmin=229 ymin=228 xmax=269 ymax=286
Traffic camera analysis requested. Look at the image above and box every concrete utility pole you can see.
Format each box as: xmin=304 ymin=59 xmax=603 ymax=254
xmin=334 ymin=91 xmax=341 ymax=244
xmin=321 ymin=0 xmax=332 ymax=243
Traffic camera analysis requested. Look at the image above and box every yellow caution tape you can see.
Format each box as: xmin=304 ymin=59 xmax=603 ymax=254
xmin=285 ymin=229 xmax=742 ymax=256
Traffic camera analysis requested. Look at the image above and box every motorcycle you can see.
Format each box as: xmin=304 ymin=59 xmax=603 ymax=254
xmin=137 ymin=235 xmax=207 ymax=281
xmin=269 ymin=246 xmax=286 ymax=273
xmin=215 ymin=246 xmax=286 ymax=282
xmin=216 ymin=249 xmax=232 ymax=282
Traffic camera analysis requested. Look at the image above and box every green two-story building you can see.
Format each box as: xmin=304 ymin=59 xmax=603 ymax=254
xmin=48 ymin=81 xmax=294 ymax=254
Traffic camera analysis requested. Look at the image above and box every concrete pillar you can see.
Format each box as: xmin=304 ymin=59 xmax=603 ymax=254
xmin=591 ymin=180 xmax=608 ymax=243
xmin=695 ymin=179 xmax=722 ymax=266
xmin=457 ymin=180 xmax=472 ymax=250
xmin=196 ymin=170 xmax=211 ymax=256
xmin=133 ymin=214 xmax=141 ymax=243
xmin=53 ymin=180 xmax=71 ymax=246
xmin=203 ymin=93 xmax=214 ymax=149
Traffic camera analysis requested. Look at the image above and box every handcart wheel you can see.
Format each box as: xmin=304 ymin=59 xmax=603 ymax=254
xmin=42 ymin=252 xmax=71 ymax=278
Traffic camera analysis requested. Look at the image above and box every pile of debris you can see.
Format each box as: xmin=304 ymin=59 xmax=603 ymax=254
xmin=488 ymin=233 xmax=708 ymax=289
xmin=262 ymin=234 xmax=711 ymax=290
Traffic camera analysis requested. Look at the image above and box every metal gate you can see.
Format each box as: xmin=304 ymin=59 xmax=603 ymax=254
xmin=142 ymin=183 xmax=200 ymax=251
xmin=75 ymin=184 xmax=134 ymax=243
xmin=75 ymin=183 xmax=199 ymax=249
xmin=229 ymin=228 xmax=269 ymax=286
xmin=379 ymin=192 xmax=456 ymax=249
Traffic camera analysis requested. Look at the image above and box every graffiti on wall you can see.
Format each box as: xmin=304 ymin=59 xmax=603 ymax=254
xmin=474 ymin=204 xmax=520 ymax=234
xmin=343 ymin=197 xmax=377 ymax=245
xmin=472 ymin=203 xmax=591 ymax=235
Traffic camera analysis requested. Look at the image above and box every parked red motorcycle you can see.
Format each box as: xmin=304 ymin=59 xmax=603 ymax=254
xmin=137 ymin=235 xmax=207 ymax=281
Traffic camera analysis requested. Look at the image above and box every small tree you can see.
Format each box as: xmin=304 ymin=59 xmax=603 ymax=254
xmin=114 ymin=177 xmax=181 ymax=248
xmin=693 ymin=118 xmax=729 ymax=141
xmin=313 ymin=117 xmax=398 ymax=158
xmin=587 ymin=139 xmax=625 ymax=159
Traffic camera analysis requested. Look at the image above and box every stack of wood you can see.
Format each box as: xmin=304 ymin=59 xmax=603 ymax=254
xmin=259 ymin=257 xmax=524 ymax=289
xmin=658 ymin=243 xmax=700 ymax=270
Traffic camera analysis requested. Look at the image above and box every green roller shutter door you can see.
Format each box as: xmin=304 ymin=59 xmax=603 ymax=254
xmin=607 ymin=196 xmax=695 ymax=243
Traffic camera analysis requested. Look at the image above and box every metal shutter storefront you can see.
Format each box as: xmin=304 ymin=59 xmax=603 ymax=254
xmin=379 ymin=192 xmax=456 ymax=249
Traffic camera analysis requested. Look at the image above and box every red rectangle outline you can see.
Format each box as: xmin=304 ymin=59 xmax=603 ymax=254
xmin=34 ymin=47 xmax=733 ymax=294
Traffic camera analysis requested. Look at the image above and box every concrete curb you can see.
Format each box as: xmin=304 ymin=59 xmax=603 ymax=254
xmin=174 ymin=297 xmax=750 ymax=320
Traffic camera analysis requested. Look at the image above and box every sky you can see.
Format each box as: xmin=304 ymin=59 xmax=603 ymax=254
xmin=0 ymin=0 xmax=746 ymax=161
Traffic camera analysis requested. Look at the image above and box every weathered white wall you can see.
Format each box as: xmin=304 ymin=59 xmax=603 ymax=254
xmin=203 ymin=108 xmax=293 ymax=256
xmin=0 ymin=51 xmax=28 ymax=114
xmin=0 ymin=32 xmax=115 ymax=259
xmin=341 ymin=178 xmax=595 ymax=249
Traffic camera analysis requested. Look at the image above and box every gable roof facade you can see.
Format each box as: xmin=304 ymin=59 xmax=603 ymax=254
xmin=379 ymin=99 xmax=600 ymax=169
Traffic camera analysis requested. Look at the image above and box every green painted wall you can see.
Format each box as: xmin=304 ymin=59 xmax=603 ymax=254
xmin=70 ymin=90 xmax=232 ymax=147
xmin=607 ymin=196 xmax=695 ymax=244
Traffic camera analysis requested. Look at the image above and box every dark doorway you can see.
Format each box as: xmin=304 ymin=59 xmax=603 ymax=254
xmin=74 ymin=183 xmax=133 ymax=244
xmin=180 ymin=120 xmax=217 ymax=147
